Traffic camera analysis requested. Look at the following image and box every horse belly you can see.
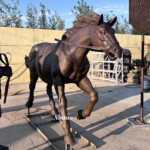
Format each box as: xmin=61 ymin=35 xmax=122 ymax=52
xmin=40 ymin=72 xmax=52 ymax=83
xmin=37 ymin=63 xmax=53 ymax=83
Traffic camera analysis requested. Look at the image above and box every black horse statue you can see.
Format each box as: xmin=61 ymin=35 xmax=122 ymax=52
xmin=0 ymin=53 xmax=12 ymax=117
xmin=25 ymin=11 xmax=122 ymax=144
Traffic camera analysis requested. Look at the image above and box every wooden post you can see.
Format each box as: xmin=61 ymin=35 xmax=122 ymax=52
xmin=65 ymin=144 xmax=72 ymax=150
xmin=140 ymin=35 xmax=145 ymax=123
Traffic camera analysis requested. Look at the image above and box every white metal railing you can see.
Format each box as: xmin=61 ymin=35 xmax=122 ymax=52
xmin=92 ymin=52 xmax=123 ymax=84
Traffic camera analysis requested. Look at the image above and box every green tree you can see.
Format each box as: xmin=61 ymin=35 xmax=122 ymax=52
xmin=119 ymin=16 xmax=131 ymax=34
xmin=130 ymin=26 xmax=140 ymax=35
xmin=48 ymin=11 xmax=65 ymax=30
xmin=55 ymin=12 xmax=65 ymax=30
xmin=38 ymin=3 xmax=48 ymax=29
xmin=104 ymin=11 xmax=122 ymax=33
xmin=38 ymin=3 xmax=65 ymax=30
xmin=48 ymin=11 xmax=57 ymax=30
xmin=105 ymin=11 xmax=131 ymax=34
xmin=26 ymin=4 xmax=38 ymax=28
xmin=0 ymin=0 xmax=12 ymax=27
xmin=105 ymin=10 xmax=115 ymax=22
xmin=0 ymin=0 xmax=22 ymax=27
xmin=11 ymin=0 xmax=22 ymax=27
xmin=71 ymin=0 xmax=93 ymax=19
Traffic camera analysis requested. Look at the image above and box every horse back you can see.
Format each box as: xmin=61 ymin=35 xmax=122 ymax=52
xmin=29 ymin=42 xmax=56 ymax=59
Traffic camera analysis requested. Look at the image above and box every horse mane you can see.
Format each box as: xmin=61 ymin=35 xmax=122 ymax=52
xmin=64 ymin=11 xmax=101 ymax=39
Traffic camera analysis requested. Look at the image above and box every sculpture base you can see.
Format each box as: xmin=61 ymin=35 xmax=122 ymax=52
xmin=126 ymin=117 xmax=150 ymax=128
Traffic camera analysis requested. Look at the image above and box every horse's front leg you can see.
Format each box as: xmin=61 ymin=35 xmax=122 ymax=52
xmin=53 ymin=77 xmax=75 ymax=144
xmin=76 ymin=76 xmax=98 ymax=119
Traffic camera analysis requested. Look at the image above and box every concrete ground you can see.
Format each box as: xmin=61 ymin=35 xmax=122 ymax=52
xmin=0 ymin=78 xmax=150 ymax=150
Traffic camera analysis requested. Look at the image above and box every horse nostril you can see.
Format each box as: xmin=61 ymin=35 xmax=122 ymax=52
xmin=114 ymin=47 xmax=120 ymax=53
xmin=113 ymin=48 xmax=117 ymax=52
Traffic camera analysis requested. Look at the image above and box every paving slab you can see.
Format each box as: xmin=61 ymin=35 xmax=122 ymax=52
xmin=0 ymin=79 xmax=150 ymax=150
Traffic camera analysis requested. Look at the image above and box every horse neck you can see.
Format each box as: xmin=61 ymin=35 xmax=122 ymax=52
xmin=66 ymin=27 xmax=92 ymax=63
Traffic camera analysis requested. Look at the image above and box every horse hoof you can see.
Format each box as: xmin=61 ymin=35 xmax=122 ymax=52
xmin=76 ymin=110 xmax=85 ymax=120
xmin=26 ymin=101 xmax=33 ymax=108
xmin=64 ymin=134 xmax=75 ymax=145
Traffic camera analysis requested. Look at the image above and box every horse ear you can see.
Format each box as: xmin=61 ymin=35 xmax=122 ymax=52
xmin=98 ymin=14 xmax=103 ymax=25
xmin=62 ymin=35 xmax=67 ymax=41
xmin=108 ymin=17 xmax=117 ymax=26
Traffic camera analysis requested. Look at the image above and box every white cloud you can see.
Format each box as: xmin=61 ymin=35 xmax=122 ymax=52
xmin=22 ymin=16 xmax=27 ymax=22
xmin=64 ymin=17 xmax=75 ymax=29
xmin=94 ymin=8 xmax=101 ymax=13
xmin=60 ymin=11 xmax=73 ymax=17
xmin=94 ymin=3 xmax=128 ymax=16
xmin=59 ymin=11 xmax=75 ymax=29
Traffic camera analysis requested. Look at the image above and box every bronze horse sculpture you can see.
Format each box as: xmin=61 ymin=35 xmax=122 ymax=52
xmin=26 ymin=11 xmax=122 ymax=144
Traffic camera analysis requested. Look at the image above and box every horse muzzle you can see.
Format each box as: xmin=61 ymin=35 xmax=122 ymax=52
xmin=108 ymin=46 xmax=122 ymax=60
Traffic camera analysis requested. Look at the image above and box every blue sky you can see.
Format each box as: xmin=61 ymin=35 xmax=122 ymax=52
xmin=10 ymin=0 xmax=129 ymax=29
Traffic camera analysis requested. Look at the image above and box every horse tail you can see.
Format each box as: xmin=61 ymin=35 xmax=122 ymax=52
xmin=25 ymin=55 xmax=29 ymax=68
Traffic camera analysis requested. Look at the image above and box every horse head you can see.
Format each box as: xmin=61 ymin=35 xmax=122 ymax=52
xmin=91 ymin=14 xmax=122 ymax=60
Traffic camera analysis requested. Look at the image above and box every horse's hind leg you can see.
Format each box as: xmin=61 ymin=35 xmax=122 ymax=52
xmin=76 ymin=76 xmax=98 ymax=120
xmin=26 ymin=71 xmax=38 ymax=108
xmin=46 ymin=84 xmax=59 ymax=118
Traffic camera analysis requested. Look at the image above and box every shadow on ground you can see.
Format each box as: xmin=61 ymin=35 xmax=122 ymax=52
xmin=1 ymin=81 xmax=150 ymax=149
